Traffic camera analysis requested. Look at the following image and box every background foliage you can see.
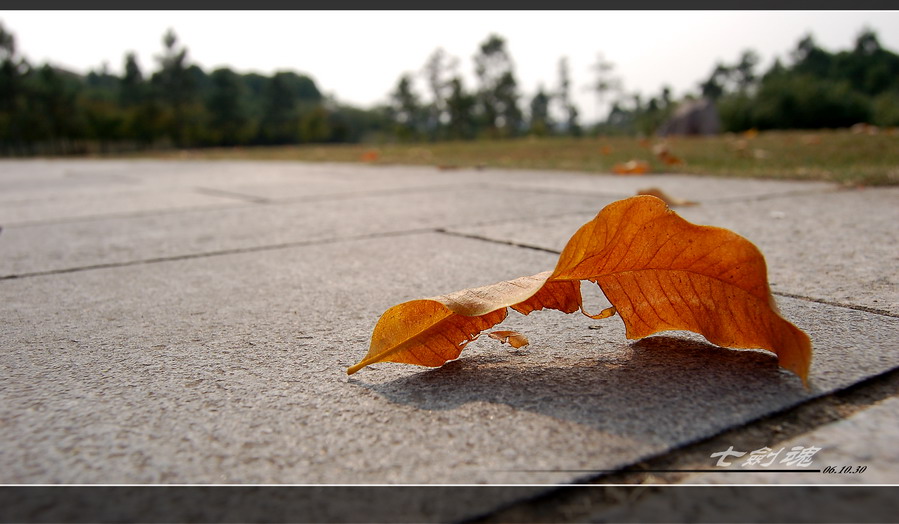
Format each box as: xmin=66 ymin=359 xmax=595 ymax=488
xmin=1 ymin=23 xmax=897 ymax=156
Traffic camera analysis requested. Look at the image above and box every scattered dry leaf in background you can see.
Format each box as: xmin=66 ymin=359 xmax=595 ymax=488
xmin=488 ymin=330 xmax=530 ymax=349
xmin=612 ymin=160 xmax=650 ymax=175
xmin=801 ymin=135 xmax=821 ymax=145
xmin=600 ymin=145 xmax=613 ymax=155
xmin=360 ymin=150 xmax=380 ymax=162
xmin=850 ymin=123 xmax=879 ymax=135
xmin=742 ymin=128 xmax=759 ymax=139
xmin=348 ymin=195 xmax=812 ymax=386
xmin=659 ymin=152 xmax=684 ymax=165
xmin=652 ymin=143 xmax=684 ymax=165
xmin=636 ymin=187 xmax=698 ymax=207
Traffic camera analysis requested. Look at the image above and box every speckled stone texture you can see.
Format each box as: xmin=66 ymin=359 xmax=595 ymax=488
xmin=1 ymin=160 xmax=896 ymax=520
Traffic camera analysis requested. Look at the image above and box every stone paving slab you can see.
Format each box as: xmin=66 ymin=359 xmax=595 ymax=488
xmin=0 ymin=188 xmax=611 ymax=278
xmin=0 ymin=160 xmax=485 ymax=206
xmin=1 ymin=160 xmax=897 ymax=522
xmin=447 ymin=186 xmax=899 ymax=315
xmin=0 ymin=188 xmax=240 ymax=226
xmin=194 ymin=167 xmax=837 ymax=204
xmin=2 ymin=231 xmax=897 ymax=488
xmin=0 ymin=160 xmax=837 ymax=221
xmin=0 ymin=161 xmax=244 ymax=225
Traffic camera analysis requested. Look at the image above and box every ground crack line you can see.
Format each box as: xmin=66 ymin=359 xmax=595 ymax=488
xmin=435 ymin=229 xmax=562 ymax=255
xmin=193 ymin=186 xmax=272 ymax=204
xmin=0 ymin=228 xmax=436 ymax=281
xmin=772 ymin=291 xmax=898 ymax=318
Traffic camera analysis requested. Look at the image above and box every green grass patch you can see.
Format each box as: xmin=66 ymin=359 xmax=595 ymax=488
xmin=123 ymin=129 xmax=899 ymax=186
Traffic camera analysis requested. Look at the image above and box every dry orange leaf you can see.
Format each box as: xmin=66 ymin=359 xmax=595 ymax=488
xmin=637 ymin=187 xmax=698 ymax=207
xmin=612 ymin=160 xmax=650 ymax=175
xmin=801 ymin=135 xmax=821 ymax=146
xmin=659 ymin=152 xmax=683 ymax=165
xmin=347 ymin=195 xmax=812 ymax=386
xmin=489 ymin=330 xmax=530 ymax=349
xmin=360 ymin=150 xmax=380 ymax=162
xmin=652 ymin=143 xmax=684 ymax=166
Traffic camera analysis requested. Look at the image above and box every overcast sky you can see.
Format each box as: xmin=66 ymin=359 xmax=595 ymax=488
xmin=2 ymin=10 xmax=898 ymax=123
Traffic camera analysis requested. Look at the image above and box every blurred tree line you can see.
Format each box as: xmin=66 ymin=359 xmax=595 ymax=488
xmin=2 ymin=22 xmax=898 ymax=155
xmin=384 ymin=34 xmax=581 ymax=142
xmin=590 ymin=28 xmax=899 ymax=135
xmin=338 ymin=27 xmax=899 ymax=141
xmin=0 ymin=24 xmax=389 ymax=155
xmin=713 ymin=29 xmax=899 ymax=131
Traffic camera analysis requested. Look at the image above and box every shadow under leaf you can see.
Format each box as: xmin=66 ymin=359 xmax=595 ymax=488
xmin=351 ymin=335 xmax=811 ymax=443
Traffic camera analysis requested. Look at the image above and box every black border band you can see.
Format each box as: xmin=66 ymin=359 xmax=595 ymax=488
xmin=2 ymin=485 xmax=898 ymax=523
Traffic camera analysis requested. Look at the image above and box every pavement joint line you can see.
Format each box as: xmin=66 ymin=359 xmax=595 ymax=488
xmin=0 ymin=183 xmax=486 ymax=229
xmin=192 ymin=186 xmax=273 ymax=204
xmin=476 ymin=181 xmax=841 ymax=204
xmin=435 ymin=228 xmax=563 ymax=255
xmin=700 ymin=185 xmax=847 ymax=204
xmin=467 ymin=365 xmax=899 ymax=523
xmin=771 ymin=291 xmax=898 ymax=319
xmin=0 ymin=212 xmax=600 ymax=281
xmin=476 ymin=183 xmax=631 ymax=200
xmin=1 ymin=202 xmax=255 ymax=229
xmin=0 ymin=228 xmax=438 ymax=281
xmin=437 ymin=208 xmax=607 ymax=233
xmin=0 ymin=181 xmax=843 ymax=229
xmin=275 ymin=182 xmax=491 ymax=205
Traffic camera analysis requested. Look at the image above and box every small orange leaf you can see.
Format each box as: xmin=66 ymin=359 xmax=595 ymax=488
xmin=600 ymin=145 xmax=613 ymax=155
xmin=360 ymin=150 xmax=380 ymax=162
xmin=347 ymin=272 xmax=560 ymax=375
xmin=651 ymin=143 xmax=683 ymax=165
xmin=801 ymin=135 xmax=821 ymax=145
xmin=637 ymin=187 xmax=698 ymax=207
xmin=489 ymin=330 xmax=530 ymax=349
xmin=658 ymin=151 xmax=683 ymax=165
xmin=612 ymin=160 xmax=650 ymax=175
xmin=349 ymin=195 xmax=812 ymax=386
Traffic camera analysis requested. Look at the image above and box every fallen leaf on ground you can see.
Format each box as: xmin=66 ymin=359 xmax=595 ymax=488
xmin=600 ymin=145 xmax=613 ymax=155
xmin=731 ymin=139 xmax=749 ymax=154
xmin=636 ymin=187 xmax=698 ymax=207
xmin=801 ymin=135 xmax=821 ymax=145
xmin=612 ymin=160 xmax=650 ymax=175
xmin=851 ymin=123 xmax=879 ymax=135
xmin=652 ymin=144 xmax=684 ymax=166
xmin=347 ymin=195 xmax=812 ymax=386
xmin=489 ymin=330 xmax=530 ymax=348
xmin=360 ymin=150 xmax=380 ymax=162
